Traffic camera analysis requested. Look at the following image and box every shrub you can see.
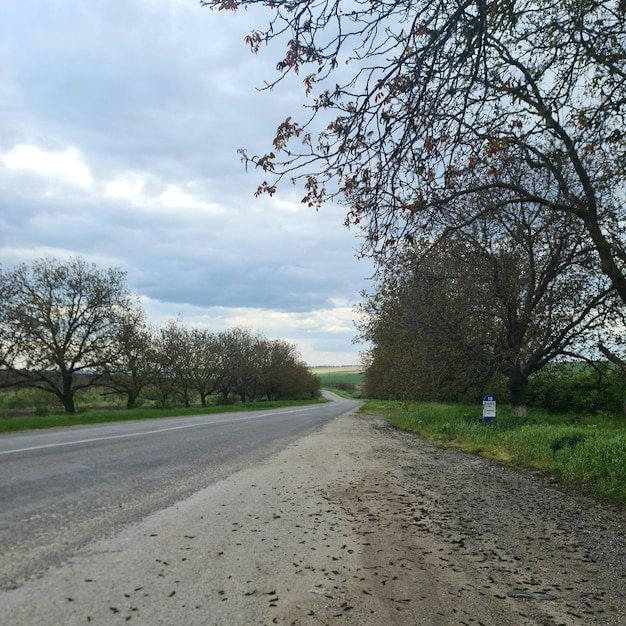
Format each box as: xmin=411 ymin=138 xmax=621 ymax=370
xmin=527 ymin=367 xmax=626 ymax=416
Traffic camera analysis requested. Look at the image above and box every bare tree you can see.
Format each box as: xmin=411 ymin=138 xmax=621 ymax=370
xmin=0 ymin=257 xmax=133 ymax=413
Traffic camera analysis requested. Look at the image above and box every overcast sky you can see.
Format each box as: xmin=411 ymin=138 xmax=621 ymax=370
xmin=0 ymin=0 xmax=373 ymax=366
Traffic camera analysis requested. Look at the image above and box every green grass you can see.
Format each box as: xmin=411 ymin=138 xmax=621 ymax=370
xmin=360 ymin=399 xmax=626 ymax=504
xmin=0 ymin=397 xmax=327 ymax=434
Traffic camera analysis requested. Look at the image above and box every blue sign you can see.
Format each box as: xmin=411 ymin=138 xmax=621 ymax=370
xmin=482 ymin=395 xmax=496 ymax=422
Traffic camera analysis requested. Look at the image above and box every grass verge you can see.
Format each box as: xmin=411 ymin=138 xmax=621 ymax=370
xmin=0 ymin=397 xmax=327 ymax=434
xmin=360 ymin=399 xmax=626 ymax=504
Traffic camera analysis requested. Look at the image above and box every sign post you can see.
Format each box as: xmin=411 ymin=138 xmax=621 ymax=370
xmin=482 ymin=395 xmax=496 ymax=423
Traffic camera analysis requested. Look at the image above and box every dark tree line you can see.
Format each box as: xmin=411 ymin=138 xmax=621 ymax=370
xmin=357 ymin=206 xmax=617 ymax=413
xmin=0 ymin=258 xmax=320 ymax=413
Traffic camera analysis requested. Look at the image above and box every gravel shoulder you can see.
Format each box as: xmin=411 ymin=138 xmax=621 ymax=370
xmin=1 ymin=410 xmax=624 ymax=625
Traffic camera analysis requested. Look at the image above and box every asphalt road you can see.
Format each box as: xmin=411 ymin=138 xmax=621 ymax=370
xmin=0 ymin=393 xmax=360 ymax=590
xmin=1 ymin=403 xmax=624 ymax=625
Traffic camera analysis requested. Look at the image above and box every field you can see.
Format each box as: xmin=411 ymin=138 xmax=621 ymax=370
xmin=310 ymin=366 xmax=364 ymax=386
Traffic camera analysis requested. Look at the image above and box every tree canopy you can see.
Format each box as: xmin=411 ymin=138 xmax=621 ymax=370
xmin=0 ymin=257 xmax=134 ymax=413
xmin=0 ymin=258 xmax=320 ymax=413
xmin=358 ymin=206 xmax=614 ymax=411
xmin=206 ymin=0 xmax=626 ymax=303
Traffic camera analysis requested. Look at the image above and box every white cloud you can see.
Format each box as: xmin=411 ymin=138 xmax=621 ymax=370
xmin=0 ymin=245 xmax=77 ymax=264
xmin=104 ymin=177 xmax=224 ymax=214
xmin=137 ymin=296 xmax=364 ymax=366
xmin=158 ymin=185 xmax=222 ymax=212
xmin=0 ymin=0 xmax=371 ymax=366
xmin=1 ymin=144 xmax=92 ymax=187
xmin=105 ymin=177 xmax=145 ymax=202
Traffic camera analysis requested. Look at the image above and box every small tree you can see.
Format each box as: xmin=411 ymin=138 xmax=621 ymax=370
xmin=104 ymin=307 xmax=158 ymax=409
xmin=0 ymin=257 xmax=133 ymax=413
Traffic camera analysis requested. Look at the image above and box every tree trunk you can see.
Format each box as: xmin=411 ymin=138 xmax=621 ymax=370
xmin=61 ymin=372 xmax=76 ymax=414
xmin=126 ymin=389 xmax=140 ymax=410
xmin=62 ymin=392 xmax=76 ymax=414
xmin=507 ymin=365 xmax=527 ymax=418
xmin=181 ymin=384 xmax=191 ymax=408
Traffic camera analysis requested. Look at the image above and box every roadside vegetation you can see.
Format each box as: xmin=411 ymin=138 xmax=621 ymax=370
xmin=0 ymin=389 xmax=326 ymax=434
xmin=360 ymin=399 xmax=625 ymax=505
xmin=314 ymin=366 xmax=626 ymax=504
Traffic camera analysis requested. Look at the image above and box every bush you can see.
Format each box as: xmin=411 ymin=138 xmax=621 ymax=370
xmin=215 ymin=395 xmax=236 ymax=406
xmin=0 ymin=388 xmax=63 ymax=416
xmin=527 ymin=367 xmax=626 ymax=416
xmin=327 ymin=381 xmax=357 ymax=392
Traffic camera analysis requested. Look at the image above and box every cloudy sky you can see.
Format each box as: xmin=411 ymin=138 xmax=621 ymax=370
xmin=0 ymin=0 xmax=373 ymax=366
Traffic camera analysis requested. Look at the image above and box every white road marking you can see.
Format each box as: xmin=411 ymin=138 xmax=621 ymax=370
xmin=0 ymin=406 xmax=324 ymax=456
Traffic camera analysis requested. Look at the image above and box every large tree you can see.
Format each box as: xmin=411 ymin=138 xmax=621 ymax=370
xmin=188 ymin=328 xmax=222 ymax=406
xmin=228 ymin=327 xmax=266 ymax=402
xmin=0 ymin=257 xmax=133 ymax=413
xmin=359 ymin=205 xmax=614 ymax=413
xmin=358 ymin=239 xmax=496 ymax=402
xmin=206 ymin=0 xmax=626 ymax=306
xmin=149 ymin=319 xmax=195 ymax=407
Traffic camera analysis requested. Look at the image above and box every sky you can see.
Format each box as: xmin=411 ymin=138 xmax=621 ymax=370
xmin=0 ymin=0 xmax=373 ymax=366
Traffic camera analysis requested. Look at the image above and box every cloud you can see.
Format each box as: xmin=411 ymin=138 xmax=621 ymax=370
xmin=138 ymin=297 xmax=366 ymax=366
xmin=1 ymin=144 xmax=92 ymax=186
xmin=0 ymin=0 xmax=371 ymax=365
xmin=105 ymin=177 xmax=146 ymax=202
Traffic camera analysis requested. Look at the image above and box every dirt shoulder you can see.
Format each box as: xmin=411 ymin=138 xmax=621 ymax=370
xmin=1 ymin=411 xmax=624 ymax=625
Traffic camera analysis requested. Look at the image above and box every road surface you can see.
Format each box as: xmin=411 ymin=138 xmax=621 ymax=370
xmin=0 ymin=393 xmax=359 ymax=591
xmin=1 ymin=401 xmax=624 ymax=625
